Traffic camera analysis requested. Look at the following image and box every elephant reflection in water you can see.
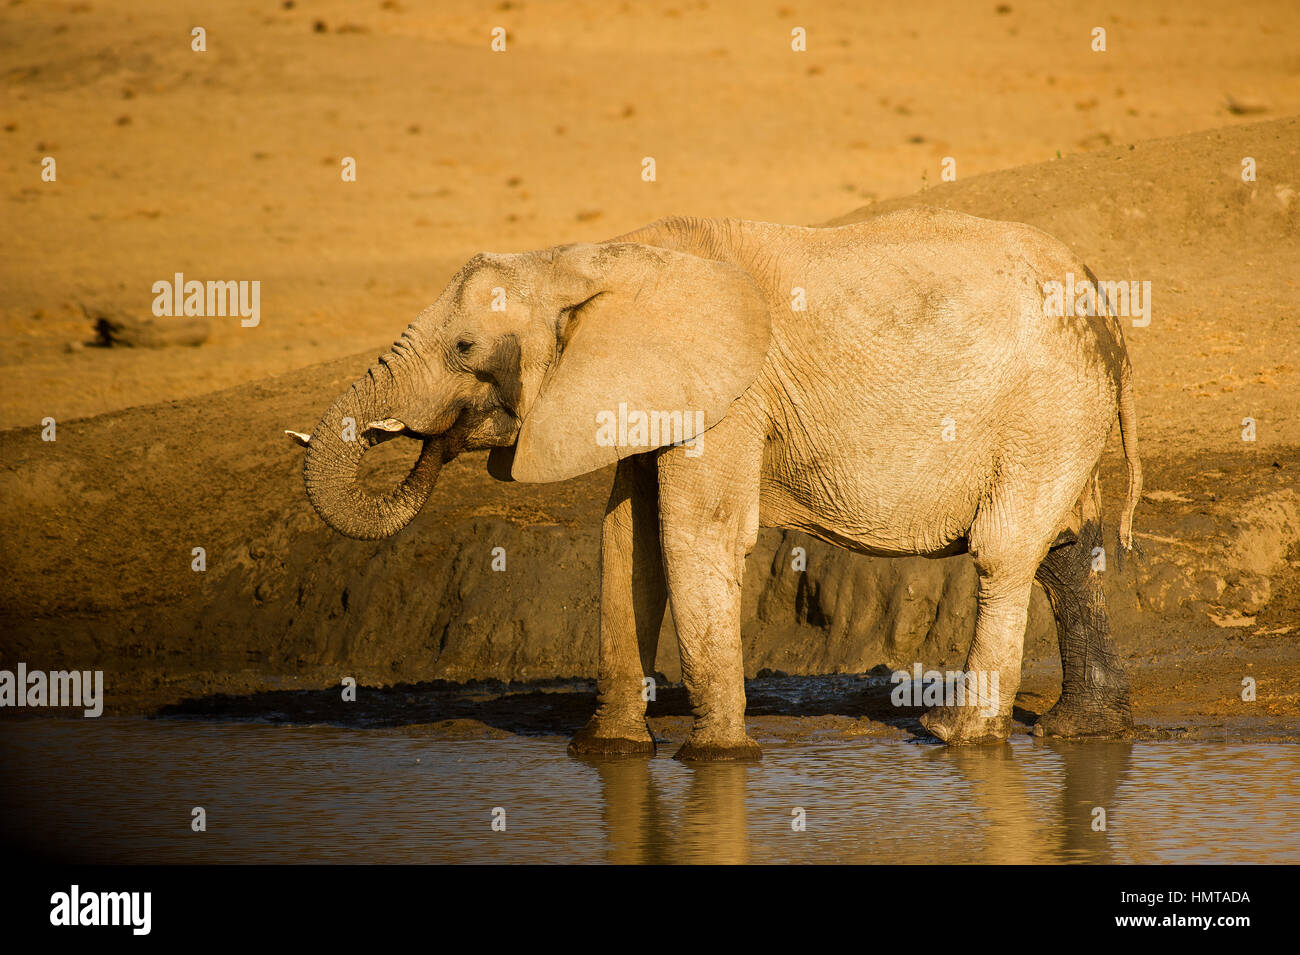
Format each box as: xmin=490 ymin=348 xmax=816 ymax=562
xmin=934 ymin=740 xmax=1135 ymax=863
xmin=588 ymin=759 xmax=751 ymax=865
xmin=585 ymin=739 xmax=1134 ymax=863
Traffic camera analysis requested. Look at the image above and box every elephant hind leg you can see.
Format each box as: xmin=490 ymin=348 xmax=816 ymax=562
xmin=569 ymin=455 xmax=667 ymax=758
xmin=920 ymin=568 xmax=1034 ymax=743
xmin=921 ymin=487 xmax=1044 ymax=743
xmin=1033 ymin=473 xmax=1133 ymax=738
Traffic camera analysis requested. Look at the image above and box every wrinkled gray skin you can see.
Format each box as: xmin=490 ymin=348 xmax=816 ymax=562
xmin=293 ymin=208 xmax=1142 ymax=759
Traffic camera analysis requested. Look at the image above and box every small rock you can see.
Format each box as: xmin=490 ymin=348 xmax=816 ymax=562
xmin=1224 ymin=95 xmax=1267 ymax=116
xmin=82 ymin=303 xmax=210 ymax=349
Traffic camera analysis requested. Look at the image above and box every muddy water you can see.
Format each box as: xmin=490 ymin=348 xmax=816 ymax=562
xmin=1 ymin=719 xmax=1297 ymax=864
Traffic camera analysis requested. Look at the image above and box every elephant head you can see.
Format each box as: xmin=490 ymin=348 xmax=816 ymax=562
xmin=292 ymin=241 xmax=772 ymax=540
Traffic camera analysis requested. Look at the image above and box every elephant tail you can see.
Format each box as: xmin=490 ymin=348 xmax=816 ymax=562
xmin=1082 ymin=262 xmax=1142 ymax=557
xmin=1116 ymin=362 xmax=1142 ymax=554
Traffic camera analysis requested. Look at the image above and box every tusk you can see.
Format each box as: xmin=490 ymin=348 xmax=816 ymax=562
xmin=366 ymin=418 xmax=407 ymax=432
xmin=285 ymin=430 xmax=312 ymax=447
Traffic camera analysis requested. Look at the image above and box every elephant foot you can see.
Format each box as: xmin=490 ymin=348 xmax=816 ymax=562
xmin=567 ymin=717 xmax=656 ymax=758
xmin=674 ymin=733 xmax=762 ymax=762
xmin=920 ymin=704 xmax=1011 ymax=744
xmin=1033 ymin=692 xmax=1132 ymax=739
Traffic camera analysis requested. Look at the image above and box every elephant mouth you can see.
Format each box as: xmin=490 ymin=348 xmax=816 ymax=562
xmin=450 ymin=406 xmax=521 ymax=450
xmin=357 ymin=406 xmax=517 ymax=453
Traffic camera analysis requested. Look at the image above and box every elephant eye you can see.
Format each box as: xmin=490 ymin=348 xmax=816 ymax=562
xmin=456 ymin=339 xmax=474 ymax=355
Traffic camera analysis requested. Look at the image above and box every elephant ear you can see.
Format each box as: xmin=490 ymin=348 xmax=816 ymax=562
xmin=511 ymin=242 xmax=771 ymax=483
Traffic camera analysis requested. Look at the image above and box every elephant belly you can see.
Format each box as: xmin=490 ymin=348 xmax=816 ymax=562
xmin=758 ymin=439 xmax=981 ymax=559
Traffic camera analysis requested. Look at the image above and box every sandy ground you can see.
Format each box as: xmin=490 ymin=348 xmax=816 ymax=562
xmin=1 ymin=1 xmax=1299 ymax=740
xmin=4 ymin=0 xmax=1299 ymax=428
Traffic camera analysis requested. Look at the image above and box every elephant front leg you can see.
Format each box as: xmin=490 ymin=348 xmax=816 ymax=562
xmin=657 ymin=444 xmax=762 ymax=762
xmin=569 ymin=457 xmax=666 ymax=757
xmin=662 ymin=554 xmax=760 ymax=761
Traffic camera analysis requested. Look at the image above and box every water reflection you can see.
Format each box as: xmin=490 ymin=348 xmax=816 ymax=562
xmin=592 ymin=759 xmax=751 ymax=864
xmin=589 ymin=740 xmax=1137 ymax=864
xmin=933 ymin=740 xmax=1133 ymax=863
xmin=0 ymin=720 xmax=1295 ymax=864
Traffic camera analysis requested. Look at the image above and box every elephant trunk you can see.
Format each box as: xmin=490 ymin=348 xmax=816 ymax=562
xmin=302 ymin=359 xmax=451 ymax=541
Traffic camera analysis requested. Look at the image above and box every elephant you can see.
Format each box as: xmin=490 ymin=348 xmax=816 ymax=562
xmin=288 ymin=207 xmax=1142 ymax=760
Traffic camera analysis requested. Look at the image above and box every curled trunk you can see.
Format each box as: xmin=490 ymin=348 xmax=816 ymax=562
xmin=302 ymin=362 xmax=448 ymax=540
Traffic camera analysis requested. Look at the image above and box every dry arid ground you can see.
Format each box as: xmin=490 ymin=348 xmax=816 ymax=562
xmin=1 ymin=1 xmax=1298 ymax=745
